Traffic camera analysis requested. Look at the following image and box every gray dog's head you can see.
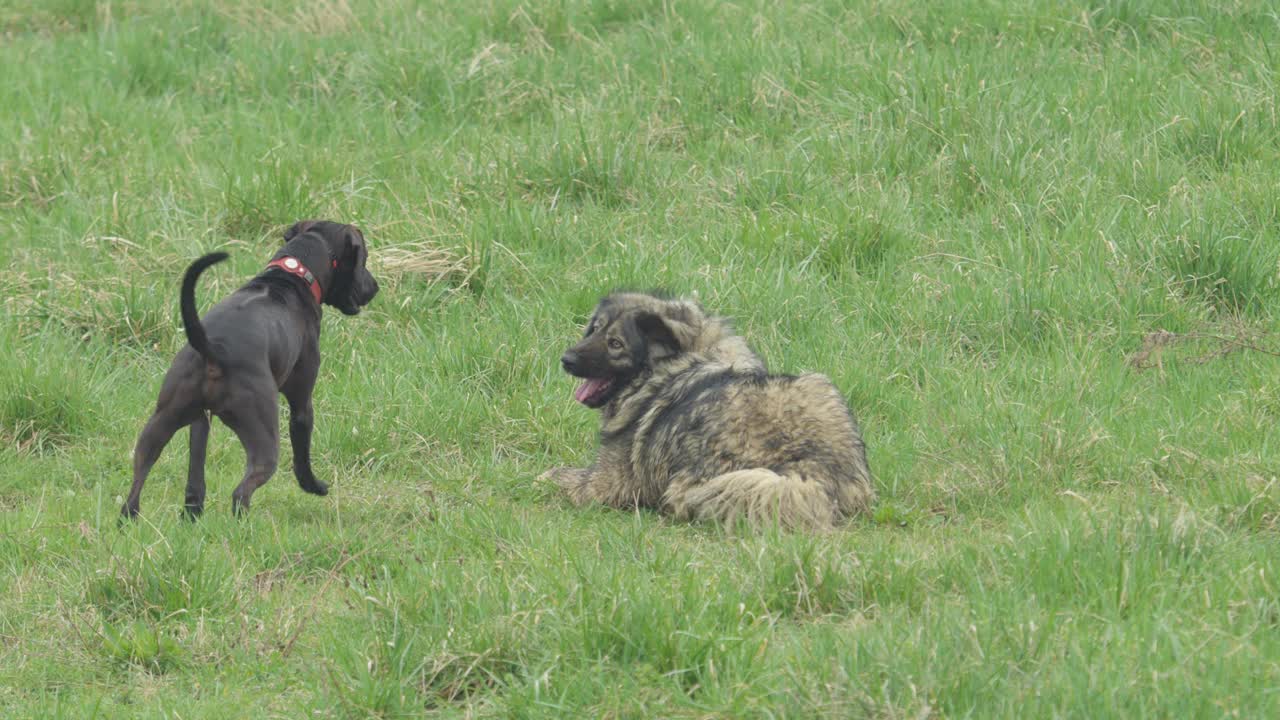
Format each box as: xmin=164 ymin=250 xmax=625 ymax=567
xmin=559 ymin=293 xmax=705 ymax=408
xmin=283 ymin=220 xmax=379 ymax=315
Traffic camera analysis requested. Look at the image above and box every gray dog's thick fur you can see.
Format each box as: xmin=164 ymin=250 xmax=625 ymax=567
xmin=542 ymin=292 xmax=874 ymax=530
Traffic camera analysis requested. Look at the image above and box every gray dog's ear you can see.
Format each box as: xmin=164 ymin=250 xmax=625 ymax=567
xmin=283 ymin=220 xmax=320 ymax=243
xmin=635 ymin=310 xmax=698 ymax=354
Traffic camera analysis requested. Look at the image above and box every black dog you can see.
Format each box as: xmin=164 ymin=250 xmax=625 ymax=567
xmin=122 ymin=220 xmax=379 ymax=518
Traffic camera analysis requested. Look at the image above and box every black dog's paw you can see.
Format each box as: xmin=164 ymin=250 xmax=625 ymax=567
xmin=119 ymin=503 xmax=139 ymax=521
xmin=300 ymin=480 xmax=329 ymax=497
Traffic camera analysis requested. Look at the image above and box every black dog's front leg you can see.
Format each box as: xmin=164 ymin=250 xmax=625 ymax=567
xmin=286 ymin=395 xmax=328 ymax=496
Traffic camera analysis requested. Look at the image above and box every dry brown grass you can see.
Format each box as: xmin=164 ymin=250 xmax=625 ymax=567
xmin=373 ymin=241 xmax=470 ymax=293
xmin=216 ymin=0 xmax=359 ymax=37
xmin=1127 ymin=327 xmax=1280 ymax=372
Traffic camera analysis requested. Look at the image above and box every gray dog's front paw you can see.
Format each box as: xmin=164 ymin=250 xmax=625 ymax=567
xmin=538 ymin=466 xmax=583 ymax=484
xmin=536 ymin=467 xmax=563 ymax=485
xmin=539 ymin=467 xmax=594 ymax=503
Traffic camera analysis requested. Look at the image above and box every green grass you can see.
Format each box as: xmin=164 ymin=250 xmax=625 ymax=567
xmin=2 ymin=0 xmax=1280 ymax=716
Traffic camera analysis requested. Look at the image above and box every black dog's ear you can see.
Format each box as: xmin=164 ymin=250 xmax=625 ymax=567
xmin=327 ymin=225 xmax=377 ymax=315
xmin=344 ymin=227 xmax=368 ymax=269
xmin=284 ymin=220 xmax=319 ymax=243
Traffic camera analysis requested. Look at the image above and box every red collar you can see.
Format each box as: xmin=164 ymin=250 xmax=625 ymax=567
xmin=266 ymin=256 xmax=325 ymax=304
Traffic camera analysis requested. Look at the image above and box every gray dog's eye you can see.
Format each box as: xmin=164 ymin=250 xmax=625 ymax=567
xmin=608 ymin=338 xmax=623 ymax=350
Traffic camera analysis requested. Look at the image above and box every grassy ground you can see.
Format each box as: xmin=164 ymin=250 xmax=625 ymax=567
xmin=2 ymin=0 xmax=1279 ymax=716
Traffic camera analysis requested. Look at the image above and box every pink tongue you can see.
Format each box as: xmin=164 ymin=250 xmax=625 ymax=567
xmin=574 ymin=379 xmax=610 ymax=404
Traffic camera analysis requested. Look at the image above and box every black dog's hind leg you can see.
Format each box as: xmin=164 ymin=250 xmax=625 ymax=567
xmin=282 ymin=368 xmax=328 ymax=496
xmin=223 ymin=389 xmax=280 ymax=516
xmin=182 ymin=412 xmax=211 ymax=519
xmin=122 ymin=408 xmax=191 ymax=518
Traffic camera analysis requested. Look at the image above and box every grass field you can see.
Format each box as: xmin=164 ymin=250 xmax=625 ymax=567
xmin=3 ymin=0 xmax=1280 ymax=716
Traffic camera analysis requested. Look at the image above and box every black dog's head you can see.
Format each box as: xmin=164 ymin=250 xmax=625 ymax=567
xmin=559 ymin=293 xmax=702 ymax=409
xmin=284 ymin=220 xmax=379 ymax=315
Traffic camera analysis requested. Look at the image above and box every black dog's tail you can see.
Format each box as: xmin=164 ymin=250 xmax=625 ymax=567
xmin=180 ymin=252 xmax=229 ymax=365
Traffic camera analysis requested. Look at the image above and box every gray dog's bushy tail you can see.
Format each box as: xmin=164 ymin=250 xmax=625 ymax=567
xmin=180 ymin=252 xmax=229 ymax=365
xmin=664 ymin=469 xmax=871 ymax=531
